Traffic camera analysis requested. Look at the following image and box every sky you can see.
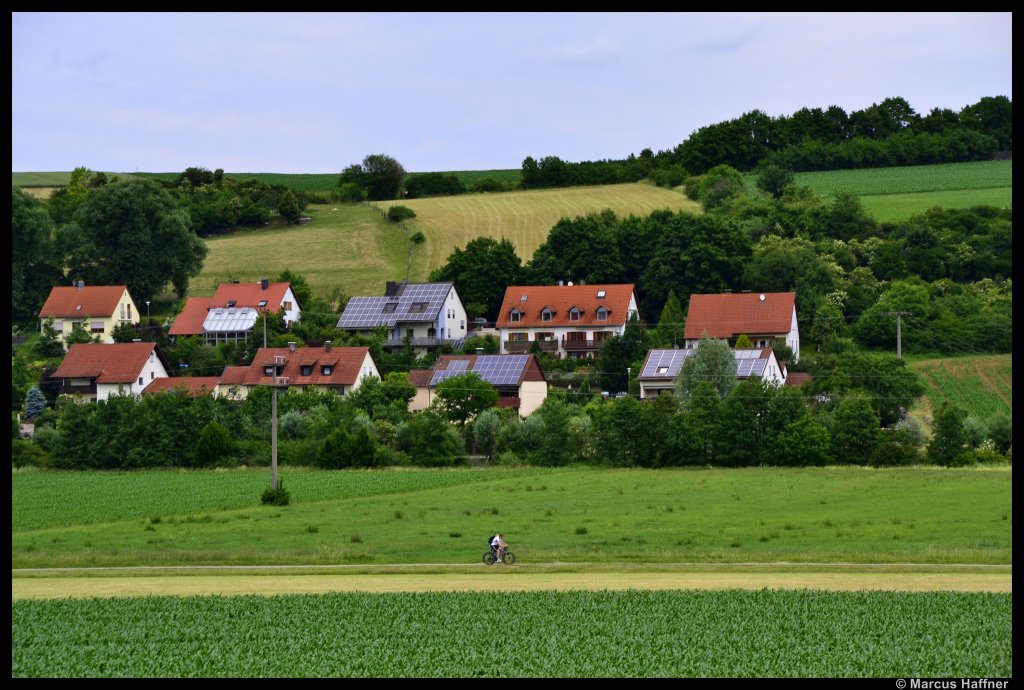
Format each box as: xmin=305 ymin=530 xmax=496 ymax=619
xmin=11 ymin=12 xmax=1013 ymax=174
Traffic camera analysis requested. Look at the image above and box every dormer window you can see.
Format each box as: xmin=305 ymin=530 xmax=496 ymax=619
xmin=541 ymin=308 xmax=553 ymax=323
xmin=382 ymin=302 xmax=398 ymax=314
xmin=596 ymin=307 xmax=608 ymax=322
xmin=264 ymin=366 xmax=275 ymax=376
xmin=300 ymin=365 xmax=313 ymax=376
xmin=569 ymin=307 xmax=581 ymax=322
xmin=510 ymin=309 xmax=521 ymax=323
xmin=322 ymin=365 xmax=333 ymax=376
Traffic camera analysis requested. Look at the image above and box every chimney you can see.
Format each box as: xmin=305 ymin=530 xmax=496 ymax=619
xmin=324 ymin=340 xmax=332 ymax=352
xmin=260 ymin=278 xmax=269 ymax=290
xmin=288 ymin=342 xmax=296 ymax=352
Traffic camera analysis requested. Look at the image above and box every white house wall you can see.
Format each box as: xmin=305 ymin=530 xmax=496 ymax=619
xmin=788 ymin=306 xmax=800 ymax=363
xmin=517 ymin=380 xmax=548 ymax=417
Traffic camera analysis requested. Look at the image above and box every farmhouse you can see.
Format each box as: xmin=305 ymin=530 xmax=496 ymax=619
xmin=169 ymin=279 xmax=301 ymax=344
xmin=39 ymin=282 xmax=140 ymax=347
xmin=494 ymin=283 xmax=640 ymax=359
xmin=637 ymin=347 xmax=787 ymax=399
xmin=51 ymin=342 xmax=170 ymax=401
xmin=336 ymin=281 xmax=468 ymax=356
xmin=239 ymin=342 xmax=380 ymax=397
xmin=684 ymin=291 xmax=800 ymax=362
xmin=407 ymin=353 xmax=548 ymax=417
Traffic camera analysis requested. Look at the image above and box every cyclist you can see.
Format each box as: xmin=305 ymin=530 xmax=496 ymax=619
xmin=490 ymin=533 xmax=508 ymax=562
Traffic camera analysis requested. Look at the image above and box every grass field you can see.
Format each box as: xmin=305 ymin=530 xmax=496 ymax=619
xmin=908 ymin=354 xmax=1012 ymax=426
xmin=11 ymin=466 xmax=1012 ymax=677
xmin=189 ymin=203 xmax=410 ymax=298
xmin=11 ymin=466 xmax=1012 ymax=568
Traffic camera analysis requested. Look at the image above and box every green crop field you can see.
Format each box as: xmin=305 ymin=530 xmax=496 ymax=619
xmin=374 ymin=183 xmax=700 ymax=279
xmin=12 ymin=590 xmax=1012 ymax=677
xmin=741 ymin=160 xmax=1012 ymax=222
xmin=12 ymin=466 xmax=1012 ymax=568
xmin=908 ymin=354 xmax=1012 ymax=425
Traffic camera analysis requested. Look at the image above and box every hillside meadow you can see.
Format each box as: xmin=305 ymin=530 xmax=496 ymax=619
xmin=375 ymin=182 xmax=701 ymax=280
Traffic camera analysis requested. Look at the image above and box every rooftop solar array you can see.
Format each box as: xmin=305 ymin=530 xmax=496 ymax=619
xmin=203 ymin=307 xmax=259 ymax=333
xmin=736 ymin=358 xmax=768 ymax=378
xmin=471 ymin=355 xmax=530 ymax=387
xmin=640 ymin=349 xmax=693 ymax=379
xmin=428 ymin=359 xmax=470 ymax=386
xmin=640 ymin=348 xmax=769 ymax=380
xmin=426 ymin=355 xmax=530 ymax=388
xmin=337 ymin=283 xmax=452 ymax=329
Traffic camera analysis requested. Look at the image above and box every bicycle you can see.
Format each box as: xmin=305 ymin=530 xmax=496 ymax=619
xmin=482 ymin=545 xmax=516 ymax=565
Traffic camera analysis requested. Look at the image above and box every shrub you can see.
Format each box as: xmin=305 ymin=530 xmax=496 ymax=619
xmin=387 ymin=205 xmax=416 ymax=222
xmin=261 ymin=481 xmax=291 ymax=506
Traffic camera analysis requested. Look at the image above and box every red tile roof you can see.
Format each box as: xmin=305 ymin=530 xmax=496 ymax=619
xmin=495 ymin=284 xmax=637 ymax=328
xmin=168 ymin=297 xmax=214 ymax=335
xmin=40 ymin=286 xmax=131 ymax=318
xmin=52 ymin=342 xmax=159 ymax=384
xmin=212 ymin=282 xmax=293 ymax=309
xmin=784 ymin=372 xmax=813 ymax=388
xmin=684 ymin=292 xmax=796 ymax=340
xmin=168 ymin=282 xmax=294 ymax=336
xmin=142 ymin=377 xmax=220 ymax=396
xmin=242 ymin=346 xmax=373 ymax=387
xmin=218 ymin=366 xmax=251 ymax=386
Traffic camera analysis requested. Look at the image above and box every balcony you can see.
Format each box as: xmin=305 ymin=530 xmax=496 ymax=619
xmin=561 ymin=336 xmax=601 ymax=351
xmin=496 ymin=397 xmax=521 ymax=410
xmin=503 ymin=339 xmax=557 ymax=353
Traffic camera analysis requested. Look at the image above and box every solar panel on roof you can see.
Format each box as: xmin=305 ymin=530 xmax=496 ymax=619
xmin=428 ymin=358 xmax=470 ymax=386
xmin=472 ymin=354 xmax=529 ymax=386
xmin=337 ymin=283 xmax=452 ymax=329
xmin=640 ymin=350 xmax=691 ymax=379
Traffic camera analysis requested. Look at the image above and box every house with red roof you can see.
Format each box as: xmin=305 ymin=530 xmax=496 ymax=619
xmin=51 ymin=342 xmax=170 ymax=401
xmin=683 ymin=292 xmax=800 ymax=362
xmin=169 ymin=279 xmax=301 ymax=344
xmin=494 ymin=283 xmax=640 ymax=359
xmin=236 ymin=342 xmax=379 ymax=398
xmin=407 ymin=354 xmax=548 ymax=416
xmin=39 ymin=282 xmax=140 ymax=347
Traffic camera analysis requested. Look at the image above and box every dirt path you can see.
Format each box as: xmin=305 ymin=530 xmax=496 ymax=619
xmin=12 ymin=564 xmax=1012 ymax=600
